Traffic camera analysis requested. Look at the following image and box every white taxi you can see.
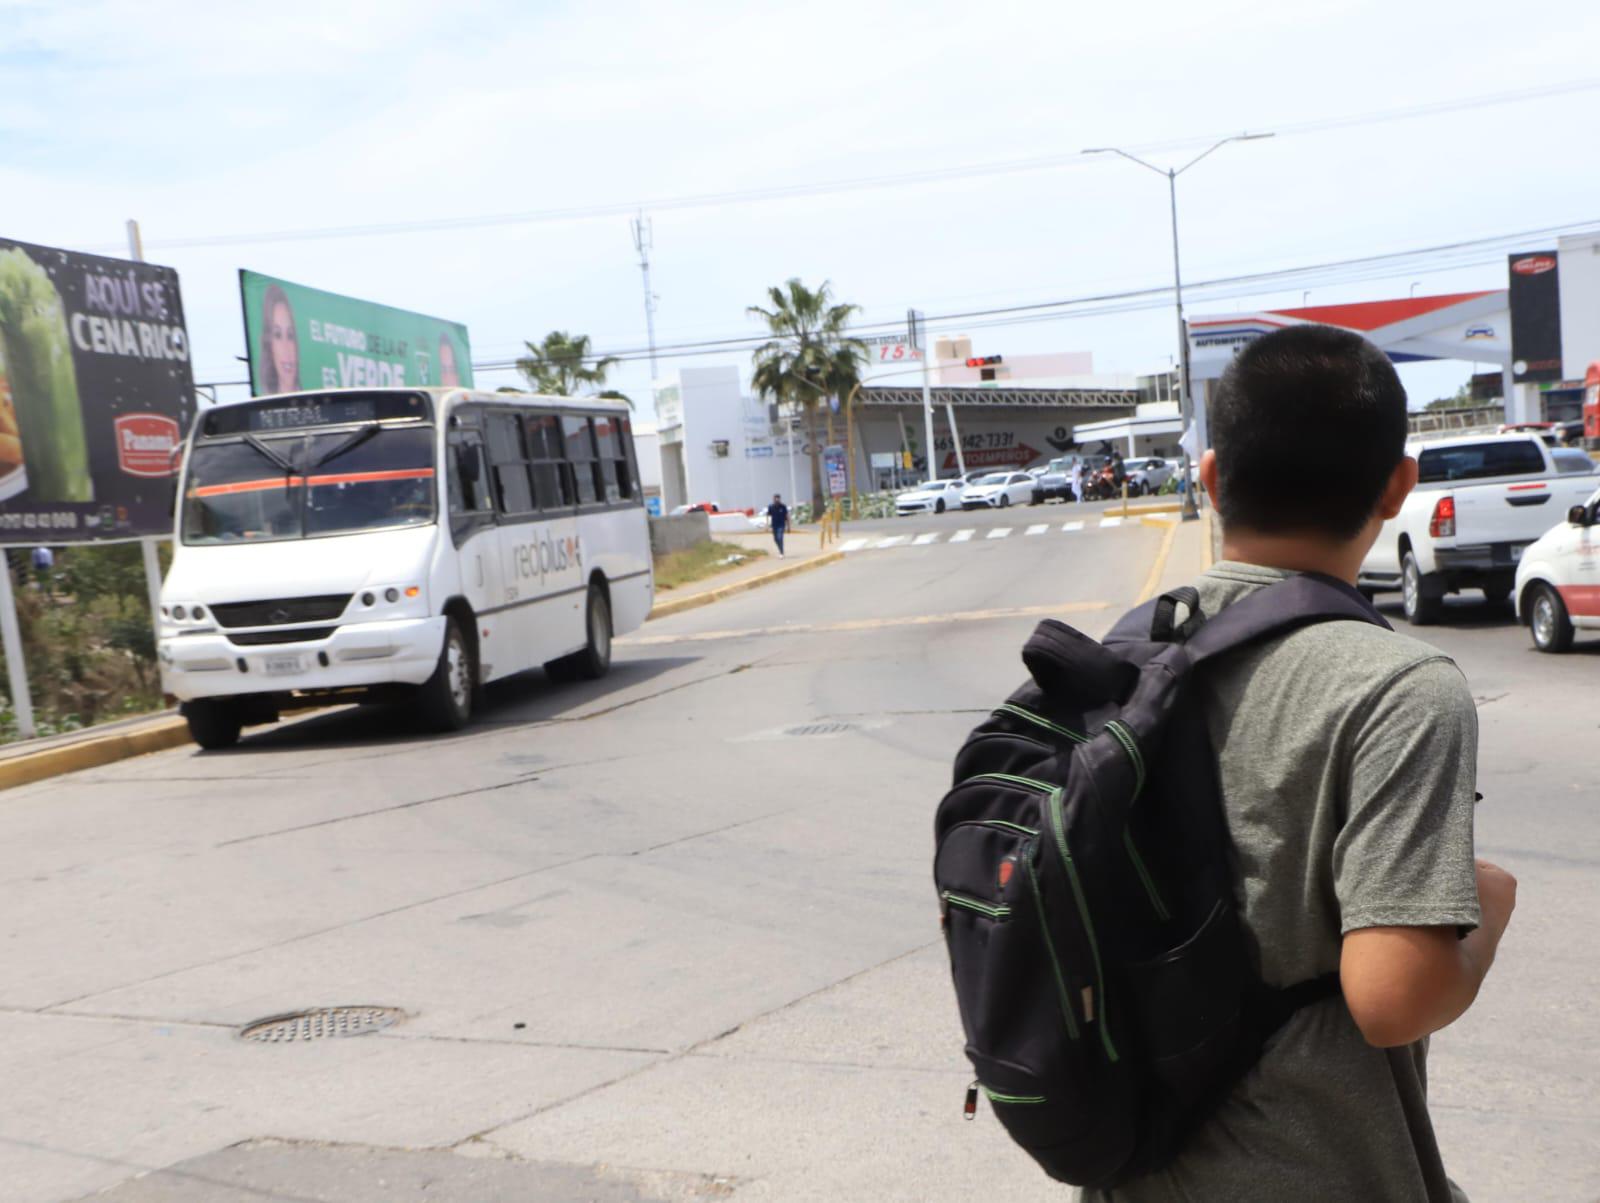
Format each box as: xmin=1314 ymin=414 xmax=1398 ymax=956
xmin=1514 ymin=485 xmax=1600 ymax=652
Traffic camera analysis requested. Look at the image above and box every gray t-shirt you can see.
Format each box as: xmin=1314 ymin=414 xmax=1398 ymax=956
xmin=1083 ymin=561 xmax=1482 ymax=1203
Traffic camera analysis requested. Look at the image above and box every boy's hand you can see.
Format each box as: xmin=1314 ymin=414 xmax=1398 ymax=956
xmin=1474 ymin=859 xmax=1517 ymax=939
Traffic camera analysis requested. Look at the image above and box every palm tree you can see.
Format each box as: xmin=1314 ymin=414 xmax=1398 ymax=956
xmin=516 ymin=331 xmax=630 ymax=406
xmin=748 ymin=280 xmax=866 ymax=514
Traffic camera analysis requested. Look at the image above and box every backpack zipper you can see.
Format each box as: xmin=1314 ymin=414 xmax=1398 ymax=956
xmin=1104 ymin=719 xmax=1146 ymax=794
xmin=1047 ymin=785 xmax=1119 ymax=1063
xmin=1024 ymin=842 xmax=1080 ymax=1041
xmin=1122 ymin=830 xmax=1171 ymax=922
xmin=982 ymin=1087 xmax=1047 ymax=1105
xmin=941 ymin=891 xmax=1012 ymax=921
xmin=996 ymin=703 xmax=1089 ymax=744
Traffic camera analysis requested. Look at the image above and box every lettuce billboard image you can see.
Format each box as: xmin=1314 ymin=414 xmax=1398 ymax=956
xmin=240 ymin=270 xmax=473 ymax=397
xmin=0 ymin=237 xmax=193 ymax=543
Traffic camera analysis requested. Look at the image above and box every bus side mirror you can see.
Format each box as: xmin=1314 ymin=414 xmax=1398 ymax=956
xmin=1568 ymin=505 xmax=1591 ymax=527
xmin=457 ymin=447 xmax=481 ymax=484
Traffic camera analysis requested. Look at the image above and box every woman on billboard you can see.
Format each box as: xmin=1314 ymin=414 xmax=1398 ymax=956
xmin=438 ymin=333 xmax=462 ymax=387
xmin=259 ymin=284 xmax=301 ymax=394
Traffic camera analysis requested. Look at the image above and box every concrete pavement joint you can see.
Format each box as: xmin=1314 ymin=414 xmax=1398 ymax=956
xmin=463 ymin=938 xmax=942 ymax=1154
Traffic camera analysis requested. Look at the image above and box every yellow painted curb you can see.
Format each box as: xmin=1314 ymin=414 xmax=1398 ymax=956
xmin=1134 ymin=518 xmax=1181 ymax=606
xmin=1113 ymin=501 xmax=1184 ymax=517
xmin=0 ymin=717 xmax=192 ymax=793
xmin=648 ymin=550 xmax=845 ymax=621
xmin=1139 ymin=516 xmax=1178 ymax=530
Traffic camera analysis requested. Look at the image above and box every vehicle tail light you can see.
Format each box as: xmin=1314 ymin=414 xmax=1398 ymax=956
xmin=1429 ymin=495 xmax=1456 ymax=538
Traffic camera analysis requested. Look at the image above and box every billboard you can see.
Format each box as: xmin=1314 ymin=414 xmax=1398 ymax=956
xmin=240 ymin=270 xmax=472 ymax=396
xmin=0 ymin=237 xmax=193 ymax=543
xmin=1508 ymin=251 xmax=1563 ymax=383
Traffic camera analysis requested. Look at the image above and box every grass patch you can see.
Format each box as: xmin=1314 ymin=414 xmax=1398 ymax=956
xmin=653 ymin=540 xmax=767 ymax=590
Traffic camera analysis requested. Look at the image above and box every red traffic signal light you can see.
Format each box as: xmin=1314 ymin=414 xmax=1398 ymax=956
xmin=965 ymin=355 xmax=1003 ymax=367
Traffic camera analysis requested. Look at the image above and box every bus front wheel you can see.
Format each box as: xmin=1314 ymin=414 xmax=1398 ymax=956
xmin=417 ymin=617 xmax=474 ymax=731
xmin=183 ymin=700 xmax=242 ymax=751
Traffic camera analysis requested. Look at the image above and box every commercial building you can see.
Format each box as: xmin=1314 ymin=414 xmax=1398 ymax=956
xmin=652 ymin=347 xmax=1168 ymax=511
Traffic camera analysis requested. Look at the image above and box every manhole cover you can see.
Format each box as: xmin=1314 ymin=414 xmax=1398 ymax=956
xmin=239 ymin=1006 xmax=404 ymax=1043
xmin=783 ymin=722 xmax=855 ymax=737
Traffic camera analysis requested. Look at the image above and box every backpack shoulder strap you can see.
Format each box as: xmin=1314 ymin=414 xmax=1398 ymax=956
xmin=1181 ymin=572 xmax=1390 ymax=667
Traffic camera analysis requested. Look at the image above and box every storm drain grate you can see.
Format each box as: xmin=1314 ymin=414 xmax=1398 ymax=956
xmin=783 ymin=722 xmax=856 ymax=737
xmin=239 ymin=1006 xmax=404 ymax=1043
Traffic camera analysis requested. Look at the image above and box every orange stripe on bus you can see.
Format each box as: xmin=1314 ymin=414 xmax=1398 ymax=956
xmin=190 ymin=468 xmax=435 ymax=499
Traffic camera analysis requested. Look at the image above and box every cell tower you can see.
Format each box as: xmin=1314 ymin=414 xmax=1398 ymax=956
xmin=630 ymin=212 xmax=659 ymax=381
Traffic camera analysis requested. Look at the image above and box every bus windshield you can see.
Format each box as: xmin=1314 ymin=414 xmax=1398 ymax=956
xmin=182 ymin=424 xmax=436 ymax=544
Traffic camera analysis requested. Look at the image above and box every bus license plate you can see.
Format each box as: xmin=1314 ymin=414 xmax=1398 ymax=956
xmin=263 ymin=653 xmax=306 ymax=677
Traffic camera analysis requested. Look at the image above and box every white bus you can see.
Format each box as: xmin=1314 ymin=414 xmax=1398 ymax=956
xmin=158 ymin=388 xmax=653 ymax=749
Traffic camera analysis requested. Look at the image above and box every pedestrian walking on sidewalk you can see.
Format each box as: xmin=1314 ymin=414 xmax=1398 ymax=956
xmin=1085 ymin=324 xmax=1516 ymax=1202
xmin=765 ymin=493 xmax=789 ymax=558
xmin=1070 ymin=459 xmax=1084 ymax=504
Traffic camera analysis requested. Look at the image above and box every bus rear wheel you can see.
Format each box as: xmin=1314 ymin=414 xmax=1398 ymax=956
xmin=417 ymin=617 xmax=474 ymax=731
xmin=183 ymin=700 xmax=242 ymax=751
xmin=545 ymin=583 xmax=612 ymax=683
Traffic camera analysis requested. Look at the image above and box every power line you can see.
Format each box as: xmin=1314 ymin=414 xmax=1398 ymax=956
xmin=108 ymin=77 xmax=1600 ymax=254
xmin=463 ymin=215 xmax=1600 ymax=371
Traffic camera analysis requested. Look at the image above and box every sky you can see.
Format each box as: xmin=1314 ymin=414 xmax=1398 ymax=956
xmin=5 ymin=0 xmax=1600 ymax=418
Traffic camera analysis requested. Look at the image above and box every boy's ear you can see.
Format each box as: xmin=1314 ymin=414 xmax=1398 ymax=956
xmin=1198 ymin=449 xmax=1220 ymax=501
xmin=1377 ymin=456 xmax=1418 ymax=520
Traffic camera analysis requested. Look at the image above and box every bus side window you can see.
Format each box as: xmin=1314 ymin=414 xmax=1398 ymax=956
xmin=562 ymin=415 xmax=602 ymax=506
xmin=525 ymin=413 xmax=574 ymax=511
xmin=448 ymin=431 xmax=492 ymax=540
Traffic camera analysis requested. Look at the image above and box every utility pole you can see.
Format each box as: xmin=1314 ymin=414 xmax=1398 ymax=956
xmin=630 ymin=212 xmax=659 ymax=382
xmin=909 ymin=309 xmax=937 ymax=481
xmin=1086 ymin=134 xmax=1274 ymax=521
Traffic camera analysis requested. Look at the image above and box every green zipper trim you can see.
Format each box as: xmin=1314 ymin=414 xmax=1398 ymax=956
xmin=970 ymin=771 xmax=1056 ymax=794
xmin=1048 ymin=786 xmax=1118 ymax=1063
xmin=942 ymin=892 xmax=1011 ymax=920
xmin=1104 ymin=720 xmax=1146 ymax=795
xmin=1122 ymin=830 xmax=1171 ymax=921
xmin=983 ymin=1088 xmax=1047 ymax=1105
xmin=1024 ymin=845 xmax=1080 ymax=1041
xmin=996 ymin=703 xmax=1089 ymax=744
xmin=983 ymin=818 xmax=1038 ymax=836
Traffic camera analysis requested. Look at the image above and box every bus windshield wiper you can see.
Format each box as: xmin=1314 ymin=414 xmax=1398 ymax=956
xmin=242 ymin=434 xmax=301 ymax=476
xmin=311 ymin=424 xmax=381 ymax=470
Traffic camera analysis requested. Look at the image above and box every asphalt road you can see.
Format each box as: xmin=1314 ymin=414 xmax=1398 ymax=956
xmin=0 ymin=514 xmax=1593 ymax=1201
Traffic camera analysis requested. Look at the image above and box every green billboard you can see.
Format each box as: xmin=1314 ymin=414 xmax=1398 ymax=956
xmin=239 ymin=270 xmax=472 ymax=397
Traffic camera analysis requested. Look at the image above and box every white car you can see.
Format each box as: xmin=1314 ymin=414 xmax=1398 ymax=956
xmin=1513 ymin=485 xmax=1600 ymax=652
xmin=961 ymin=471 xmax=1037 ymax=510
xmin=896 ymin=479 xmax=966 ymax=515
xmin=1124 ymin=456 xmax=1174 ymax=495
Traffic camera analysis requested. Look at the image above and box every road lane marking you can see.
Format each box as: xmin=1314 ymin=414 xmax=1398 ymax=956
xmin=1025 ymin=524 xmax=1049 ymax=536
xmin=838 ymin=538 xmax=870 ymax=552
xmin=622 ymin=600 xmax=1112 ymax=646
xmin=874 ymin=535 xmax=910 ymax=548
xmin=987 ymin=527 xmax=1013 ymax=539
xmin=950 ymin=529 xmax=975 ymax=542
xmin=913 ymin=532 xmax=940 ymax=545
xmin=1061 ymin=521 xmax=1085 ymax=532
xmin=1100 ymin=517 xmax=1124 ymax=528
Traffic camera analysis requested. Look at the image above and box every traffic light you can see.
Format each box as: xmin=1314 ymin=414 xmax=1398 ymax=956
xmin=965 ymin=355 xmax=1003 ymax=367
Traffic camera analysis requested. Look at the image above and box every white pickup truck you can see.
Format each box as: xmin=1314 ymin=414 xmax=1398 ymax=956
xmin=1359 ymin=433 xmax=1598 ymax=625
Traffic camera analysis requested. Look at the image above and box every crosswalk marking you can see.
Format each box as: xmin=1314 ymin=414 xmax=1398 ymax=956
xmin=838 ymin=537 xmax=870 ymax=552
xmin=912 ymin=532 xmax=940 ymax=545
xmin=950 ymin=529 xmax=975 ymax=542
xmin=1025 ymin=524 xmax=1049 ymax=536
xmin=874 ymin=535 xmax=910 ymax=549
xmin=839 ymin=515 xmax=1138 ymax=555
xmin=1061 ymin=521 xmax=1084 ymax=532
xmin=987 ymin=527 xmax=1013 ymax=539
xmin=1100 ymin=517 xmax=1123 ymax=528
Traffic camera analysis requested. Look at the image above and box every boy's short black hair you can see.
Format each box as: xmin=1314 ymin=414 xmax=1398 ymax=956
xmin=1210 ymin=324 xmax=1408 ymax=540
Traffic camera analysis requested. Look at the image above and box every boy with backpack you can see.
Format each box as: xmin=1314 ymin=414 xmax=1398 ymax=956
xmin=935 ymin=325 xmax=1515 ymax=1201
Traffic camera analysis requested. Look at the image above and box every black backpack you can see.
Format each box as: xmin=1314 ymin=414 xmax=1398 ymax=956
xmin=933 ymin=574 xmax=1388 ymax=1187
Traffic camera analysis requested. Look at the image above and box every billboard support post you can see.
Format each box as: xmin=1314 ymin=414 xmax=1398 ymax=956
xmin=126 ymin=219 xmax=167 ymax=648
xmin=0 ymin=557 xmax=33 ymax=739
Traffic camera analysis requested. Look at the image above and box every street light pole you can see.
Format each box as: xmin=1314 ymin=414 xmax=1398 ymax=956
xmin=1086 ymin=133 xmax=1273 ymax=521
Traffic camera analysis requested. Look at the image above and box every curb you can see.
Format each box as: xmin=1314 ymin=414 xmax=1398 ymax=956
xmin=648 ymin=550 xmax=845 ymax=621
xmin=0 ymin=717 xmax=191 ymax=793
